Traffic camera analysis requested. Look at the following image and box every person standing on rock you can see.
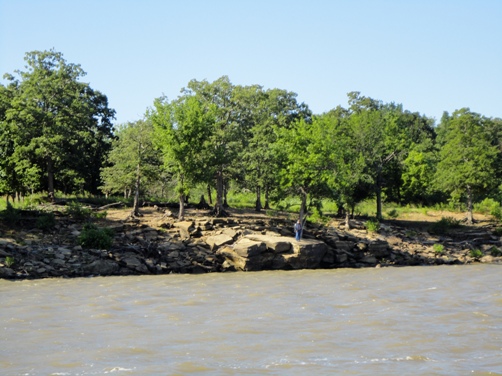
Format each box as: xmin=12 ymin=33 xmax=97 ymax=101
xmin=294 ymin=219 xmax=303 ymax=241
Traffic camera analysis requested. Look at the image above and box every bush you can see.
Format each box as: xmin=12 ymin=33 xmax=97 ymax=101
xmin=490 ymin=206 xmax=502 ymax=222
xmin=65 ymin=202 xmax=93 ymax=221
xmin=36 ymin=212 xmax=56 ymax=230
xmin=77 ymin=223 xmax=114 ymax=249
xmin=469 ymin=249 xmax=483 ymax=259
xmin=429 ymin=217 xmax=461 ymax=235
xmin=92 ymin=211 xmax=108 ymax=220
xmin=474 ymin=198 xmax=501 ymax=216
xmin=4 ymin=256 xmax=15 ymax=267
xmin=489 ymin=246 xmax=502 ymax=257
xmin=386 ymin=209 xmax=399 ymax=219
xmin=432 ymin=243 xmax=445 ymax=255
xmin=309 ymin=207 xmax=329 ymax=225
xmin=365 ymin=218 xmax=380 ymax=232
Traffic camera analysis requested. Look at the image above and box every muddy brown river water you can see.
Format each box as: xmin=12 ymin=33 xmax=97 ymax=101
xmin=1 ymin=265 xmax=501 ymax=375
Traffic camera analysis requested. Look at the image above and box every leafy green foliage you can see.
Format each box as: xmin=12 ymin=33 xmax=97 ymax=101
xmin=434 ymin=109 xmax=498 ymax=223
xmin=0 ymin=50 xmax=115 ymax=197
xmin=474 ymin=198 xmax=502 ymax=220
xmin=101 ymin=120 xmax=161 ymax=198
xmin=386 ymin=209 xmax=399 ymax=219
xmin=4 ymin=256 xmax=15 ymax=267
xmin=77 ymin=223 xmax=114 ymax=250
xmin=365 ymin=218 xmax=380 ymax=232
xmin=93 ymin=211 xmax=108 ymax=220
xmin=308 ymin=207 xmax=330 ymax=225
xmin=65 ymin=202 xmax=93 ymax=221
xmin=490 ymin=247 xmax=502 ymax=257
xmin=469 ymin=249 xmax=483 ymax=259
xmin=432 ymin=243 xmax=445 ymax=255
xmin=36 ymin=211 xmax=56 ymax=230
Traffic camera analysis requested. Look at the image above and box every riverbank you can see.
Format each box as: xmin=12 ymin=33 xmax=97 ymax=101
xmin=1 ymin=206 xmax=501 ymax=279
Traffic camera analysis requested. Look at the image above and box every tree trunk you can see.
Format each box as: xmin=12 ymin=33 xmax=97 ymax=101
xmin=466 ymin=185 xmax=474 ymax=224
xmin=376 ymin=169 xmax=383 ymax=220
xmin=255 ymin=186 xmax=262 ymax=212
xmin=198 ymin=194 xmax=210 ymax=209
xmin=213 ymin=170 xmax=228 ymax=217
xmin=223 ymin=180 xmax=229 ymax=208
xmin=299 ymin=188 xmax=308 ymax=240
xmin=345 ymin=209 xmax=351 ymax=230
xmin=264 ymin=186 xmax=270 ymax=210
xmin=47 ymin=156 xmax=55 ymax=203
xmin=178 ymin=192 xmax=185 ymax=220
xmin=207 ymin=184 xmax=213 ymax=205
xmin=131 ymin=163 xmax=141 ymax=217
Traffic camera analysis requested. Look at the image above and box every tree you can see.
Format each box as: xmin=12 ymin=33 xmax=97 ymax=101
xmin=434 ymin=108 xmax=498 ymax=223
xmin=347 ymin=92 xmax=435 ymax=219
xmin=1 ymin=50 xmax=115 ymax=200
xmin=401 ymin=138 xmax=442 ymax=205
xmin=238 ymin=87 xmax=312 ymax=211
xmin=101 ymin=120 xmax=161 ymax=217
xmin=182 ymin=76 xmax=245 ymax=217
xmin=149 ymin=95 xmax=215 ymax=219
xmin=274 ymin=117 xmax=335 ymax=224
xmin=321 ymin=109 xmax=372 ymax=228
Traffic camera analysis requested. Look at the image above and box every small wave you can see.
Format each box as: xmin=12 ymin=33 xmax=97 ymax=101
xmin=103 ymin=366 xmax=134 ymax=373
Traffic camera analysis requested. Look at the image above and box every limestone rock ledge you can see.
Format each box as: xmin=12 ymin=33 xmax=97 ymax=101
xmin=1 ymin=211 xmax=502 ymax=280
xmin=217 ymin=235 xmax=327 ymax=271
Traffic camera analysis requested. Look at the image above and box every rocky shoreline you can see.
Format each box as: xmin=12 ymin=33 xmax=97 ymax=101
xmin=1 ymin=207 xmax=501 ymax=280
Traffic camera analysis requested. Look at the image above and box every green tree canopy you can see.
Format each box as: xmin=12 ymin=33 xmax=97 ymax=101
xmin=149 ymin=95 xmax=216 ymax=219
xmin=0 ymin=49 xmax=115 ymax=200
xmin=434 ymin=108 xmax=499 ymax=223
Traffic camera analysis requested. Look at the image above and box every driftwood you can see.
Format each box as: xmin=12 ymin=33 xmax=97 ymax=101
xmin=97 ymin=202 xmax=125 ymax=210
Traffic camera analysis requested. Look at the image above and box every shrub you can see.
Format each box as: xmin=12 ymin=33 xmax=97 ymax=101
xmin=429 ymin=216 xmax=461 ymax=235
xmin=365 ymin=218 xmax=380 ymax=232
xmin=489 ymin=247 xmax=502 ymax=257
xmin=92 ymin=211 xmax=108 ymax=220
xmin=36 ymin=212 xmax=56 ymax=230
xmin=491 ymin=206 xmax=502 ymax=222
xmin=474 ymin=198 xmax=501 ymax=216
xmin=77 ymin=223 xmax=114 ymax=249
xmin=65 ymin=202 xmax=93 ymax=221
xmin=4 ymin=256 xmax=15 ymax=267
xmin=386 ymin=209 xmax=399 ymax=219
xmin=309 ymin=207 xmax=329 ymax=225
xmin=469 ymin=249 xmax=483 ymax=259
xmin=432 ymin=243 xmax=445 ymax=255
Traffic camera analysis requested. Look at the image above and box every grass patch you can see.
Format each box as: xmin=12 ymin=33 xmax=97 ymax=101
xmin=226 ymin=191 xmax=256 ymax=209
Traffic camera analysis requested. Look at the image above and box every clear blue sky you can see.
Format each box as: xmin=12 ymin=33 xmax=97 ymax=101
xmin=1 ymin=0 xmax=501 ymax=125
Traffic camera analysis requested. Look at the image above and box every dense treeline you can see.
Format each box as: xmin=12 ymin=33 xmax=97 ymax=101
xmin=2 ymin=50 xmax=502 ymax=224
